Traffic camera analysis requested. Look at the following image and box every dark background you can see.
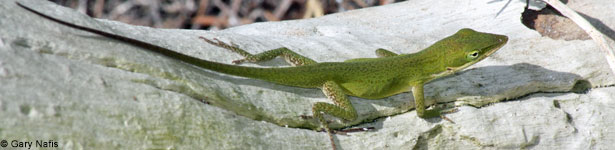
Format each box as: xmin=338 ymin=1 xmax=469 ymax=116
xmin=50 ymin=0 xmax=405 ymax=30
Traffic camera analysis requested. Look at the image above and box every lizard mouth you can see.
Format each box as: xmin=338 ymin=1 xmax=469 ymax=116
xmin=481 ymin=35 xmax=508 ymax=58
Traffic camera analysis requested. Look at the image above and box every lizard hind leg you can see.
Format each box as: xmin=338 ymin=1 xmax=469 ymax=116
xmin=199 ymin=37 xmax=316 ymax=66
xmin=313 ymin=81 xmax=358 ymax=150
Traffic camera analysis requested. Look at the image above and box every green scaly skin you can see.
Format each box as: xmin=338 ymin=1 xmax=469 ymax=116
xmin=19 ymin=2 xmax=508 ymax=149
xmin=200 ymin=29 xmax=508 ymax=119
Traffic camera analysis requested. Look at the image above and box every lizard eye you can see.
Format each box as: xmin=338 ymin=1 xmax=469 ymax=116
xmin=466 ymin=50 xmax=480 ymax=60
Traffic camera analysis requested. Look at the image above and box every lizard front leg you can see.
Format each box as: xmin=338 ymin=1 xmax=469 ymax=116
xmin=314 ymin=81 xmax=358 ymax=150
xmin=412 ymin=84 xmax=442 ymax=118
xmin=199 ymin=37 xmax=316 ymax=66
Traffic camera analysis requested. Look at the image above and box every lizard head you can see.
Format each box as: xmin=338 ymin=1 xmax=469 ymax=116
xmin=429 ymin=28 xmax=508 ymax=78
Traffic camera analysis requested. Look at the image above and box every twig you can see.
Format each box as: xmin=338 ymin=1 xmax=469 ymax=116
xmin=303 ymin=0 xmax=324 ymax=18
xmin=93 ymin=0 xmax=105 ymax=18
xmin=273 ymin=0 xmax=292 ymax=19
xmin=542 ymin=0 xmax=615 ymax=76
xmin=352 ymin=0 xmax=368 ymax=8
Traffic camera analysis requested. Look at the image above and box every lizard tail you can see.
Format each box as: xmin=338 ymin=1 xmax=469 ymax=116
xmin=18 ymin=2 xmax=289 ymax=82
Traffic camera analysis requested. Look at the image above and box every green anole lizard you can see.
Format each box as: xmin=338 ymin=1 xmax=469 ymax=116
xmin=18 ymin=2 xmax=507 ymax=149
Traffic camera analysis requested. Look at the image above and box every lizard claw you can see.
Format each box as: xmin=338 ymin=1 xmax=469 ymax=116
xmin=335 ymin=127 xmax=375 ymax=135
xmin=199 ymin=37 xmax=231 ymax=48
xmin=198 ymin=36 xmax=213 ymax=43
xmin=231 ymin=59 xmax=245 ymax=64
xmin=440 ymin=115 xmax=456 ymax=124
xmin=439 ymin=108 xmax=459 ymax=124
